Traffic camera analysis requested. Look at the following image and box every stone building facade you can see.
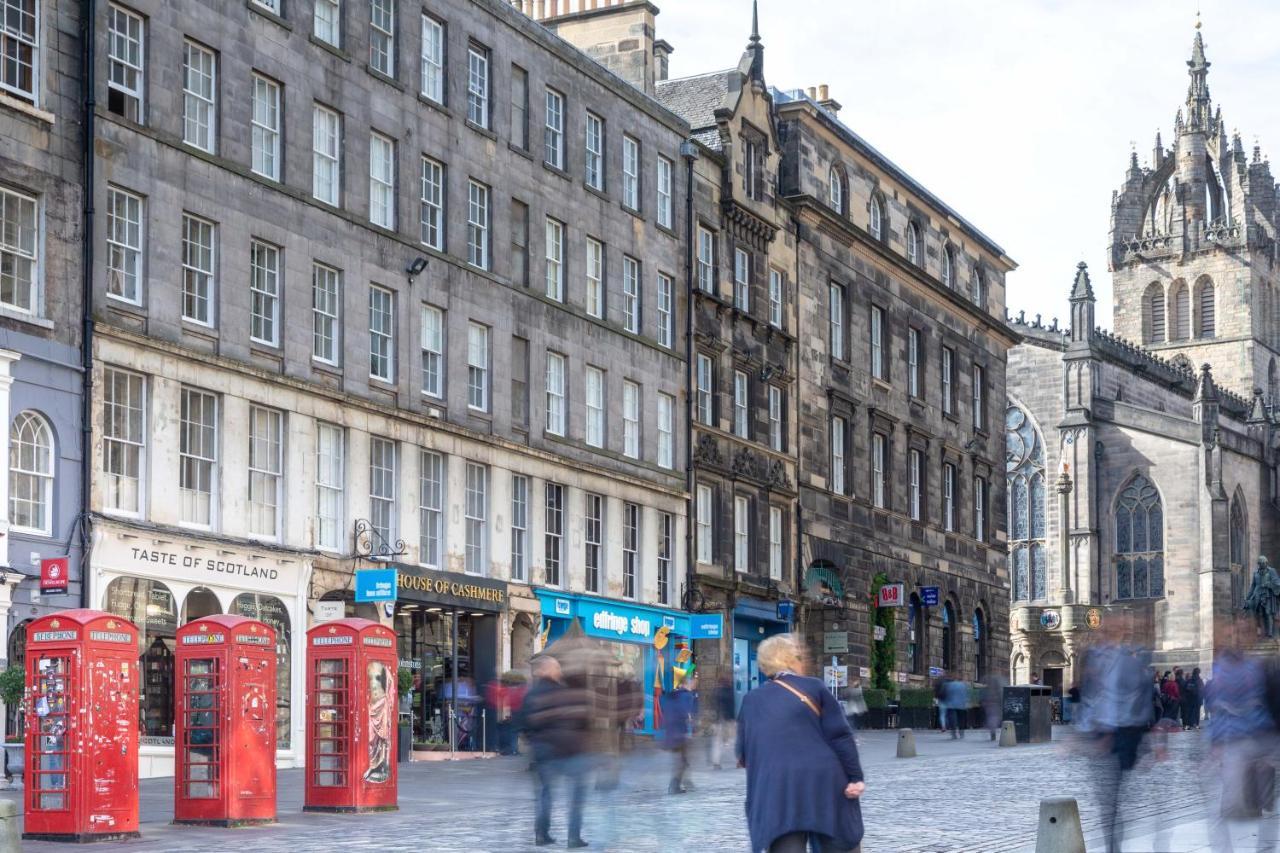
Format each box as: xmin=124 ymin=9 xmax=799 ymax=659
xmin=1008 ymin=29 xmax=1279 ymax=689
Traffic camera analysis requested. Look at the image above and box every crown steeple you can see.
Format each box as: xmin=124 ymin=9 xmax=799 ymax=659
xmin=1185 ymin=19 xmax=1212 ymax=132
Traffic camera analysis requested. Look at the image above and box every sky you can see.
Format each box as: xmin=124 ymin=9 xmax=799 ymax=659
xmin=655 ymin=0 xmax=1280 ymax=329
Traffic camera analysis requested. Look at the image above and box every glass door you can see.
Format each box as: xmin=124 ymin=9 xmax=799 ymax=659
xmin=312 ymin=659 xmax=349 ymax=786
xmin=182 ymin=658 xmax=220 ymax=798
xmin=30 ymin=656 xmax=69 ymax=811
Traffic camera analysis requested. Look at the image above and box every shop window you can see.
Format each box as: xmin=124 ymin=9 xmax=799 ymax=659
xmin=908 ymin=593 xmax=924 ymax=676
xmin=181 ymin=586 xmax=221 ymax=624
xmin=105 ymin=576 xmax=177 ymax=739
xmin=231 ymin=593 xmax=291 ymax=749
xmin=5 ymin=619 xmax=30 ymax=736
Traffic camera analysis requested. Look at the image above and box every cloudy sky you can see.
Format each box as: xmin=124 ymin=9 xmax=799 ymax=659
xmin=656 ymin=0 xmax=1280 ymax=329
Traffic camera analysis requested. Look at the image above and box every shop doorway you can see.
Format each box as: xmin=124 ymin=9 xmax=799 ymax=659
xmin=732 ymin=637 xmax=762 ymax=715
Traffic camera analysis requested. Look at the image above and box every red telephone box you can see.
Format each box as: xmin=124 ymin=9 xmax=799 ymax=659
xmin=22 ymin=609 xmax=140 ymax=842
xmin=303 ymin=618 xmax=398 ymax=812
xmin=173 ymin=615 xmax=277 ymax=826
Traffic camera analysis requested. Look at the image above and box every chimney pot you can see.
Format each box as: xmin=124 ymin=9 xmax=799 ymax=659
xmin=807 ymin=86 xmax=817 ymax=99
xmin=818 ymin=84 xmax=829 ymax=100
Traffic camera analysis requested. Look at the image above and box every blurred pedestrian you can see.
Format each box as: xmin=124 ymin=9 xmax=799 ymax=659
xmin=710 ymin=673 xmax=737 ymax=770
xmin=737 ymin=634 xmax=865 ymax=853
xmin=982 ymin=674 xmax=1007 ymax=741
xmin=943 ymin=675 xmax=969 ymax=739
xmin=663 ymin=673 xmax=699 ymax=794
xmin=487 ymin=670 xmax=528 ymax=756
xmin=518 ymin=655 xmax=590 ymax=849
xmin=933 ymin=676 xmax=949 ymax=733
xmin=1183 ymin=667 xmax=1204 ymax=730
xmin=1160 ymin=670 xmax=1181 ymax=722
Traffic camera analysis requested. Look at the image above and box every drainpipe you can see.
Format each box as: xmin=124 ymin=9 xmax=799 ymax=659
xmin=79 ymin=0 xmax=97 ymax=610
xmin=680 ymin=140 xmax=698 ymax=615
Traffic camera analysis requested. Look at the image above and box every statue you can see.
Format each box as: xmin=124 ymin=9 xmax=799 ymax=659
xmin=1243 ymin=555 xmax=1280 ymax=639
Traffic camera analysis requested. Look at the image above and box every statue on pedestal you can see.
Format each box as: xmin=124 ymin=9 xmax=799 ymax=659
xmin=1243 ymin=555 xmax=1280 ymax=639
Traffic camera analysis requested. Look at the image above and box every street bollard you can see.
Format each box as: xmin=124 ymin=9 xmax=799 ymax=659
xmin=1034 ymin=797 xmax=1085 ymax=853
xmin=896 ymin=728 xmax=917 ymax=758
xmin=999 ymin=720 xmax=1017 ymax=747
xmin=0 ymin=798 xmax=17 ymax=853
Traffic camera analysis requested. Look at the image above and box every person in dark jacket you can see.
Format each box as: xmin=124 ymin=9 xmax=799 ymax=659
xmin=737 ymin=634 xmax=865 ymax=853
xmin=517 ymin=655 xmax=590 ymax=849
xmin=711 ymin=674 xmax=737 ymax=769
xmin=662 ymin=674 xmax=699 ymax=794
xmin=1182 ymin=667 xmax=1203 ymax=729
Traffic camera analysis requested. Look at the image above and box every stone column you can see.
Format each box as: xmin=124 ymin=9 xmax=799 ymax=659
xmin=1056 ymin=462 xmax=1074 ymax=604
xmin=0 ymin=350 xmax=22 ymax=545
xmin=0 ymin=571 xmax=28 ymax=736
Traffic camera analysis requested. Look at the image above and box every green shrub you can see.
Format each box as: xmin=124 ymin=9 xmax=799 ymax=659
xmin=863 ymin=688 xmax=889 ymax=709
xmin=898 ymin=687 xmax=936 ymax=709
xmin=397 ymin=668 xmax=414 ymax=695
xmin=0 ymin=667 xmax=22 ymax=709
xmin=869 ymin=573 xmax=896 ymax=693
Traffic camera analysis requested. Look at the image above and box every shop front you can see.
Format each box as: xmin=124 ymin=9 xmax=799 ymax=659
xmin=536 ymin=591 xmax=690 ymax=735
xmin=392 ymin=566 xmax=506 ymax=751
xmin=90 ymin=523 xmax=310 ymax=778
xmin=732 ymin=596 xmax=791 ymax=713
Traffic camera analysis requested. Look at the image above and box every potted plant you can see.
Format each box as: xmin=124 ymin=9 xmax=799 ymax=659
xmin=0 ymin=667 xmax=24 ymax=782
xmin=397 ymin=668 xmax=414 ymax=713
xmin=897 ymin=687 xmax=935 ymax=730
xmin=861 ymin=688 xmax=889 ymax=730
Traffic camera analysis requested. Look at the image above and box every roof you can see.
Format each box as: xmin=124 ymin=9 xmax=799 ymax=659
xmin=656 ymin=69 xmax=734 ymax=151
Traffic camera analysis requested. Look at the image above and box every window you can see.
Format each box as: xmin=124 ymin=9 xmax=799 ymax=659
xmin=974 ymin=476 xmax=987 ymax=542
xmin=743 ymin=137 xmax=763 ymax=200
xmin=247 ymin=406 xmax=283 ymax=539
xmin=1006 ymin=402 xmax=1046 ymax=601
xmin=544 ymin=482 xmax=563 ymax=585
xmin=511 ymin=475 xmax=528 ymax=582
xmin=249 ymin=240 xmax=280 ymax=346
xmin=908 ymin=328 xmax=920 ymax=398
xmin=906 ymin=222 xmax=920 ymax=265
xmin=942 ymin=248 xmax=954 ymax=289
xmin=942 ymin=462 xmax=956 ymax=532
xmin=769 ymin=269 xmax=783 ymax=329
xmin=768 ymin=506 xmax=783 ymax=581
xmin=869 ymin=197 xmax=883 ymax=240
xmin=972 ymin=364 xmax=985 ymax=430
xmin=312 ymin=105 xmax=341 ymax=205
xmin=544 ymin=89 xmax=564 ymax=168
xmin=657 ymin=392 xmax=674 ymax=469
xmin=658 ymin=513 xmax=672 ymax=604
xmin=908 ymin=449 xmax=922 ymax=521
xmin=368 ymin=436 xmax=397 ymax=544
xmin=972 ymin=268 xmax=986 ymax=307
xmin=872 ymin=433 xmax=886 ymax=509
xmin=107 ymin=5 xmax=143 ymax=120
xmin=510 ymin=65 xmax=528 ymax=150
xmin=418 ymin=450 xmax=444 ymax=568
xmin=182 ymin=41 xmax=216 ymax=152
xmin=1231 ymin=498 xmax=1246 ymax=606
xmin=106 ymin=187 xmax=142 ymax=303
xmin=942 ymin=602 xmax=956 ymax=672
xmin=622 ymin=135 xmax=639 ymax=210
xmin=733 ymin=248 xmax=750 ymax=311
xmin=768 ymin=386 xmax=783 ymax=452
xmin=657 ymin=157 xmax=673 ymax=228
xmin=544 ymin=217 xmax=563 ymax=301
xmin=733 ymin=369 xmax=749 ymax=438
xmin=870 ymin=305 xmax=885 ymax=381
xmin=657 ymin=273 xmax=674 ymax=347
xmin=102 ymin=368 xmax=144 ymax=514
xmin=830 ymin=416 xmax=845 ymax=495
xmin=585 ymin=366 xmax=604 ymax=447
xmin=828 ymin=167 xmax=843 ymax=213
xmin=368 ymin=284 xmax=395 ymax=382
xmin=180 ymin=214 xmax=214 ymax=326
xmin=623 ymin=380 xmax=640 ymax=459
xmin=734 ymin=495 xmax=750 ymax=573
xmin=695 ymin=484 xmax=712 ymax=563
xmin=369 ymin=0 xmax=394 ymax=77
xmin=696 ymin=227 xmax=715 ymax=291
xmin=512 ymin=336 xmax=529 ymax=428
xmin=1114 ymin=474 xmax=1164 ymax=600
xmin=695 ymin=354 xmax=713 ymax=426
xmin=467 ymin=180 xmax=489 ymax=269
xmin=420 ymin=305 xmax=443 ymax=398
xmin=315 ymin=423 xmax=344 ymax=551
xmin=622 ymin=256 xmax=640 ymax=333
xmin=1170 ymin=281 xmax=1190 ymax=340
xmin=583 ymin=238 xmax=604 ymax=318
xmin=622 ymin=503 xmax=639 ymax=599
xmin=585 ymin=113 xmax=604 ymax=191
xmin=466 ymin=44 xmax=489 ymax=127
xmin=511 ymin=199 xmax=529 ymax=287
xmin=1196 ymin=278 xmax=1216 ymax=338
xmin=584 ymin=493 xmax=603 ymax=592
xmin=467 ymin=322 xmax=489 ymax=411
xmin=941 ymin=347 xmax=954 ymax=415
xmin=251 ymin=75 xmax=281 ymax=181
xmin=312 ymin=262 xmax=341 ymax=365
xmin=369 ymin=132 xmax=395 ymax=229
xmin=178 ymin=389 xmax=217 ymax=528
xmin=252 ymin=0 xmax=279 ymax=12
xmin=420 ymin=14 xmax=443 ymax=101
xmin=10 ymin=411 xmax=53 ymax=535
xmin=545 ymin=352 xmax=565 ymax=435
xmin=829 ymin=283 xmax=844 ymax=360
xmin=314 ymin=0 xmax=341 ymax=47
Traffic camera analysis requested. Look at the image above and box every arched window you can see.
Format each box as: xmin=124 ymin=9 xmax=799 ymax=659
xmin=941 ymin=600 xmax=957 ymax=672
xmin=828 ymin=166 xmax=844 ymax=214
xmin=942 ymin=247 xmax=954 ymax=289
xmin=972 ymin=267 xmax=986 ymax=307
xmin=1230 ymin=496 xmax=1247 ymax=607
xmin=1144 ymin=282 xmax=1166 ymax=343
xmin=231 ymin=592 xmax=292 ymax=749
xmin=972 ymin=608 xmax=987 ymax=682
xmin=181 ymin=586 xmax=221 ymax=624
xmin=869 ymin=197 xmax=883 ymax=241
xmin=105 ymin=576 xmax=177 ymax=738
xmin=1169 ymin=281 xmax=1190 ymax=340
xmin=1006 ymin=401 xmax=1046 ymax=601
xmin=1114 ymin=474 xmax=1164 ymax=599
xmin=907 ymin=593 xmax=924 ymax=675
xmin=1195 ymin=277 xmax=1216 ymax=338
xmin=906 ymin=222 xmax=920 ymax=265
xmin=10 ymin=411 xmax=54 ymax=535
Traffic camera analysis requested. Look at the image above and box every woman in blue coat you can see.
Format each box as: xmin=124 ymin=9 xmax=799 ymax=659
xmin=736 ymin=634 xmax=865 ymax=853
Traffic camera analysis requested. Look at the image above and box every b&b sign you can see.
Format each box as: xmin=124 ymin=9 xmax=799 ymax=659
xmin=877 ymin=583 xmax=905 ymax=608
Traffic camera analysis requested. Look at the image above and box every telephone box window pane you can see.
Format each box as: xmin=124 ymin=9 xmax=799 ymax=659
xmin=312 ymin=658 xmax=348 ymax=787
xmin=104 ymin=576 xmax=177 ymax=739
xmin=31 ymin=654 xmax=70 ymax=810
xmin=183 ymin=656 xmax=220 ymax=798
xmin=230 ymin=593 xmax=291 ymax=749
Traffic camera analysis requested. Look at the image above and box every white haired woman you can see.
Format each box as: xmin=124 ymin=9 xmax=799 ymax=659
xmin=736 ymin=634 xmax=865 ymax=853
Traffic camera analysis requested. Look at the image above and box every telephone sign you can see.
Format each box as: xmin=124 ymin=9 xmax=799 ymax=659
xmin=877 ymin=583 xmax=905 ymax=607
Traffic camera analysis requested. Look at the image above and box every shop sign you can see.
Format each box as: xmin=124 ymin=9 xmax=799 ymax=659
xmin=554 ymin=599 xmax=572 ymax=616
xmin=920 ymin=586 xmax=940 ymax=607
xmin=877 ymin=584 xmax=905 ymax=607
xmin=688 ymin=614 xmax=723 ymax=640
xmin=591 ymin=609 xmax=653 ymax=640
xmin=397 ymin=567 xmax=506 ymax=611
xmin=314 ymin=601 xmax=344 ymax=622
xmin=929 ymin=666 xmax=944 ymax=677
xmin=355 ymin=569 xmax=398 ymax=603
xmin=823 ymin=632 xmax=849 ymax=654
xmin=94 ymin=529 xmax=302 ymax=596
xmin=823 ymin=665 xmax=848 ymax=688
xmin=32 ymin=631 xmax=77 ymax=643
xmin=40 ymin=556 xmax=69 ymax=594
xmin=776 ymin=600 xmax=794 ymax=621
xmin=1040 ymin=610 xmax=1062 ymax=630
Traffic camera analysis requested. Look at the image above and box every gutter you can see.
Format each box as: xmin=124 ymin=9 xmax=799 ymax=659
xmin=680 ymin=140 xmax=698 ymax=613
xmin=79 ymin=0 xmax=96 ymax=609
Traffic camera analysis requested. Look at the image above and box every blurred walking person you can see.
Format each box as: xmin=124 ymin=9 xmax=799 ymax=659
xmin=1160 ymin=670 xmax=1182 ymax=722
xmin=983 ymin=674 xmax=1007 ymax=741
xmin=1183 ymin=667 xmax=1204 ymax=730
xmin=737 ymin=634 xmax=865 ymax=853
xmin=710 ymin=674 xmax=737 ymax=769
xmin=518 ymin=655 xmax=590 ymax=848
xmin=662 ymin=673 xmax=699 ymax=794
xmin=943 ymin=675 xmax=969 ymax=739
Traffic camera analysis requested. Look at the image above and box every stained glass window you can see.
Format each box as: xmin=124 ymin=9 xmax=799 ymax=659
xmin=1006 ymin=402 xmax=1046 ymax=601
xmin=1113 ymin=474 xmax=1164 ymax=599
xmin=1230 ymin=499 xmax=1246 ymax=607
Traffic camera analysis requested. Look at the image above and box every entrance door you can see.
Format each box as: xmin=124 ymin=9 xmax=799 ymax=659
xmin=733 ymin=638 xmax=749 ymax=714
xmin=1042 ymin=667 xmax=1063 ymax=696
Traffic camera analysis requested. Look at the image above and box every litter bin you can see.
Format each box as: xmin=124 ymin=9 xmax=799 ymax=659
xmin=397 ymin=716 xmax=411 ymax=763
xmin=1002 ymin=684 xmax=1052 ymax=744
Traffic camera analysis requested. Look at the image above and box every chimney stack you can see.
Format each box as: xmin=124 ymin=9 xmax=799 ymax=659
xmin=816 ymin=82 xmax=842 ymax=115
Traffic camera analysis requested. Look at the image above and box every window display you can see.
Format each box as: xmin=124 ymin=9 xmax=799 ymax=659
xmin=105 ymin=576 xmax=177 ymax=739
xmin=231 ymin=593 xmax=291 ymax=749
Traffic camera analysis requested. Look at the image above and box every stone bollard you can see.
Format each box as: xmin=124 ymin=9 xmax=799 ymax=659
xmin=0 ymin=798 xmax=18 ymax=853
xmin=1034 ymin=796 xmax=1085 ymax=853
xmin=896 ymin=728 xmax=917 ymax=758
xmin=999 ymin=720 xmax=1017 ymax=747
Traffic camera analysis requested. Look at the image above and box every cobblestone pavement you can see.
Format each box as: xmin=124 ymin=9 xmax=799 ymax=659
xmin=14 ymin=726 xmax=1238 ymax=852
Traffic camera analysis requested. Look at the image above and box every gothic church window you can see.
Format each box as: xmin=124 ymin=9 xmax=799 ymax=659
xmin=1194 ymin=278 xmax=1215 ymax=338
xmin=1114 ymin=474 xmax=1164 ymax=600
xmin=1144 ymin=283 xmax=1166 ymax=344
xmin=1230 ymin=497 xmax=1246 ymax=608
xmin=1006 ymin=401 xmax=1046 ymax=602
xmin=1169 ymin=281 xmax=1190 ymax=340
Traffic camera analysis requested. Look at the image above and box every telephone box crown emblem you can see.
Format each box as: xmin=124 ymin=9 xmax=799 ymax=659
xmin=107 ymin=620 xmax=118 ymax=629
xmin=327 ymin=627 xmax=337 ymax=634
xmin=198 ymin=624 xmax=208 ymax=632
xmin=50 ymin=619 xmax=59 ymax=628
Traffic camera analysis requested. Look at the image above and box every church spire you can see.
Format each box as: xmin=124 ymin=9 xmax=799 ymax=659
xmin=1069 ymin=262 xmax=1095 ymax=343
xmin=746 ymin=0 xmax=764 ymax=82
xmin=1185 ymin=16 xmax=1212 ymax=131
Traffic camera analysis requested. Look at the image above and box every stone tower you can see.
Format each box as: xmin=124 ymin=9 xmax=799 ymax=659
xmin=1109 ymin=24 xmax=1280 ymax=399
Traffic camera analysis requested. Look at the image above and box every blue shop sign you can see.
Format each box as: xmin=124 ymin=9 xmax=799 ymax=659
xmin=776 ymin=600 xmax=794 ymax=622
xmin=355 ymin=568 xmax=398 ymax=602
xmin=689 ymin=614 xmax=723 ymax=640
xmin=921 ymin=586 xmax=940 ymax=607
xmin=537 ymin=591 xmax=689 ymax=643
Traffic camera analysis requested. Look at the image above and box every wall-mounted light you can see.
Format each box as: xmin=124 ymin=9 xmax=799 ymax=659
xmin=406 ymin=256 xmax=428 ymax=283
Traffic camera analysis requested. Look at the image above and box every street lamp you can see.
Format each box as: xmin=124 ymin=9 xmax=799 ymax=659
xmin=1056 ymin=460 xmax=1074 ymax=604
